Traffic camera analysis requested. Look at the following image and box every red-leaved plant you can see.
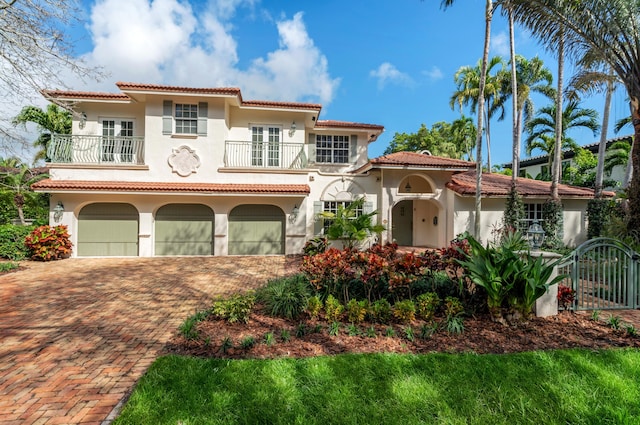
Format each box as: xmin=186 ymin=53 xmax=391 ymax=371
xmin=24 ymin=225 xmax=72 ymax=261
xmin=557 ymin=285 xmax=576 ymax=311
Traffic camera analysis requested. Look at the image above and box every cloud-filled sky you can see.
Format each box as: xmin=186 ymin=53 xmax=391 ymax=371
xmin=51 ymin=0 xmax=633 ymax=163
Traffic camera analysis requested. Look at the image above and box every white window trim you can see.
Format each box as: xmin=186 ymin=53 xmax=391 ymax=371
xmin=315 ymin=134 xmax=350 ymax=164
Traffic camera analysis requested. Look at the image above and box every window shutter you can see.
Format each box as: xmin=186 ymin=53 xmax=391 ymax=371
xmin=350 ymin=135 xmax=358 ymax=163
xmin=363 ymin=201 xmax=374 ymax=215
xmin=162 ymin=100 xmax=173 ymax=135
xmin=308 ymin=133 xmax=316 ymax=163
xmin=313 ymin=201 xmax=323 ymax=235
xmin=197 ymin=102 xmax=208 ymax=136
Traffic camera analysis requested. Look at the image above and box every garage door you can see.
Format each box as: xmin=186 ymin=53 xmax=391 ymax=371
xmin=78 ymin=203 xmax=138 ymax=256
xmin=228 ymin=205 xmax=284 ymax=255
xmin=155 ymin=204 xmax=214 ymax=255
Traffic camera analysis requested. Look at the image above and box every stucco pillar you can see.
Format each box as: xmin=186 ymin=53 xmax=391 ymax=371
xmin=532 ymin=250 xmax=563 ymax=317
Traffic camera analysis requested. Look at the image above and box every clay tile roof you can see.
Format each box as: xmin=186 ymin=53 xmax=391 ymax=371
xmin=242 ymin=100 xmax=323 ymax=111
xmin=41 ymin=90 xmax=131 ymax=101
xmin=446 ymin=171 xmax=614 ymax=198
xmin=115 ymin=82 xmax=241 ymax=96
xmin=315 ymin=120 xmax=384 ymax=131
xmin=370 ymin=151 xmax=476 ymax=169
xmin=31 ymin=179 xmax=310 ymax=194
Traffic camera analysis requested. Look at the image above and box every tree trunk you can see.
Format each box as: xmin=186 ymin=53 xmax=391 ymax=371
xmin=509 ymin=6 xmax=520 ymax=182
xmin=474 ymin=0 xmax=494 ymax=240
xmin=628 ymin=97 xmax=640 ymax=232
xmin=551 ymin=29 xmax=564 ymax=201
xmin=594 ymin=78 xmax=613 ymax=198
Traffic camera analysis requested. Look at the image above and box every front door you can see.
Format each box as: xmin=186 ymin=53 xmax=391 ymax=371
xmin=392 ymin=200 xmax=413 ymax=246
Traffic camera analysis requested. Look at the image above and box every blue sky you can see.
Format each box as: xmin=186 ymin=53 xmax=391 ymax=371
xmin=61 ymin=0 xmax=631 ymax=166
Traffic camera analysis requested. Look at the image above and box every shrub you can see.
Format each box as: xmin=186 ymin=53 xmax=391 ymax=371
xmin=346 ymin=299 xmax=368 ymax=324
xmin=446 ymin=316 xmax=465 ymax=335
xmin=0 ymin=261 xmax=19 ymax=272
xmin=306 ymin=295 xmax=322 ymax=319
xmin=444 ymin=297 xmax=464 ymax=318
xmin=179 ymin=310 xmax=210 ymax=340
xmin=392 ymin=299 xmax=415 ymax=324
xmin=369 ymin=299 xmax=392 ymax=324
xmin=415 ymin=292 xmax=440 ymax=321
xmin=257 ymin=274 xmax=310 ymax=320
xmin=211 ymin=293 xmax=255 ymax=324
xmin=0 ymin=224 xmax=34 ymax=260
xmin=24 ymin=225 xmax=72 ymax=261
xmin=303 ymin=236 xmax=329 ymax=256
xmin=240 ymin=336 xmax=255 ymax=349
xmin=324 ymin=294 xmax=344 ymax=322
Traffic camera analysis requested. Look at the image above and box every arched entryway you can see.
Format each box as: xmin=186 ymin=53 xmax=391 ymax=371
xmin=392 ymin=199 xmax=443 ymax=248
xmin=77 ymin=203 xmax=139 ymax=256
xmin=228 ymin=205 xmax=285 ymax=255
xmin=392 ymin=200 xmax=413 ymax=246
xmin=155 ymin=204 xmax=214 ymax=255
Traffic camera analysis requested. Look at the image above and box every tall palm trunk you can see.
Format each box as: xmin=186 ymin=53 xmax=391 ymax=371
xmin=509 ymin=6 xmax=519 ymax=181
xmin=474 ymin=0 xmax=494 ymax=240
xmin=551 ymin=29 xmax=564 ymax=201
xmin=594 ymin=77 xmax=613 ymax=198
xmin=629 ymin=97 xmax=640 ymax=231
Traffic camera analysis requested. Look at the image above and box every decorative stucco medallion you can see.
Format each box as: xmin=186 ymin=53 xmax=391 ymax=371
xmin=168 ymin=145 xmax=201 ymax=177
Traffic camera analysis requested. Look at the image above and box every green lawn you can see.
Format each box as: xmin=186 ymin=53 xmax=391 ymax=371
xmin=114 ymin=349 xmax=640 ymax=425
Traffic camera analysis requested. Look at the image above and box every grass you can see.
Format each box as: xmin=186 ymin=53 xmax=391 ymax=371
xmin=0 ymin=261 xmax=19 ymax=273
xmin=114 ymin=349 xmax=640 ymax=424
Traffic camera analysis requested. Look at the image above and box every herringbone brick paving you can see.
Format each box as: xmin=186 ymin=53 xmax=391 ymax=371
xmin=0 ymin=256 xmax=297 ymax=425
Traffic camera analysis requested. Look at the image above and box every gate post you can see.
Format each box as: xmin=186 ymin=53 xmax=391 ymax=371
xmin=532 ymin=251 xmax=564 ymax=317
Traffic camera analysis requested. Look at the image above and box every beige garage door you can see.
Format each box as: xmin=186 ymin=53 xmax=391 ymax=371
xmin=155 ymin=204 xmax=214 ymax=255
xmin=77 ymin=203 xmax=139 ymax=256
xmin=228 ymin=205 xmax=284 ymax=255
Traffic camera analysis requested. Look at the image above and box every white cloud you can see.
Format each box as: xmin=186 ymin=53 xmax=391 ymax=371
xmin=369 ymin=62 xmax=412 ymax=90
xmin=491 ymin=31 xmax=509 ymax=57
xmin=70 ymin=0 xmax=338 ymax=104
xmin=423 ymin=66 xmax=443 ymax=82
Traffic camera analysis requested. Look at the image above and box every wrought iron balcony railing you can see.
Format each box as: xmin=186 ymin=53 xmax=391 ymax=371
xmin=48 ymin=134 xmax=145 ymax=165
xmin=224 ymin=141 xmax=307 ymax=169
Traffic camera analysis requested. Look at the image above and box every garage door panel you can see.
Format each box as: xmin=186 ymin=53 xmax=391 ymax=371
xmin=228 ymin=205 xmax=284 ymax=255
xmin=77 ymin=203 xmax=138 ymax=257
xmin=155 ymin=204 xmax=214 ymax=256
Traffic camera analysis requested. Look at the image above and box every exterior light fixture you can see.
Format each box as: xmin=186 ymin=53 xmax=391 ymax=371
xmin=289 ymin=121 xmax=296 ymax=137
xmin=404 ymin=182 xmax=412 ymax=192
xmin=289 ymin=204 xmax=299 ymax=223
xmin=79 ymin=112 xmax=87 ymax=129
xmin=527 ymin=219 xmax=545 ymax=250
xmin=53 ymin=201 xmax=64 ymax=223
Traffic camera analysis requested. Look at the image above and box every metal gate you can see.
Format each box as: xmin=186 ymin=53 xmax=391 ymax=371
xmin=558 ymin=238 xmax=640 ymax=310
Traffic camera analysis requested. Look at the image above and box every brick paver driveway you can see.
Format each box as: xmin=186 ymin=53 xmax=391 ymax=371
xmin=0 ymin=256 xmax=298 ymax=425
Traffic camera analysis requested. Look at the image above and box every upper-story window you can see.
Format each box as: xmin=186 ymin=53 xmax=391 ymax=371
xmin=316 ymin=135 xmax=349 ymax=163
xmin=175 ymin=104 xmax=198 ymax=134
xmin=102 ymin=119 xmax=134 ymax=163
xmin=251 ymin=126 xmax=281 ymax=167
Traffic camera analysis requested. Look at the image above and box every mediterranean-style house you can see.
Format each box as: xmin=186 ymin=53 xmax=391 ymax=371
xmin=35 ymin=82 xmax=604 ymax=257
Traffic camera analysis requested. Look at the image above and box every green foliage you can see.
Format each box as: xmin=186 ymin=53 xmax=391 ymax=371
xmin=420 ymin=322 xmax=439 ymax=339
xmin=542 ymin=199 xmax=564 ymax=250
xmin=369 ymin=298 xmax=392 ymax=324
xmin=607 ymin=315 xmax=621 ymax=330
xmin=590 ymin=310 xmax=601 ymax=322
xmin=0 ymin=224 xmax=34 ymax=260
xmin=296 ymin=322 xmax=308 ymax=338
xmin=211 ymin=293 xmax=255 ymax=324
xmin=346 ymin=324 xmax=360 ymax=336
xmin=587 ymin=199 xmax=614 ymax=239
xmin=220 ymin=336 xmax=233 ymax=354
xmin=0 ymin=165 xmax=49 ymax=225
xmin=256 ymin=274 xmax=310 ymax=320
xmin=240 ymin=336 xmax=255 ymax=349
xmin=302 ymin=236 xmax=328 ymax=256
xmin=415 ymin=292 xmax=440 ymax=321
xmin=384 ymin=327 xmax=396 ymax=337
xmin=503 ymin=184 xmax=525 ymax=231
xmin=328 ymin=321 xmax=340 ymax=336
xmin=0 ymin=261 xmax=19 ymax=272
xmin=365 ymin=326 xmax=377 ymax=338
xmin=446 ymin=316 xmax=465 ymax=335
xmin=24 ymin=225 xmax=72 ymax=261
xmin=306 ymin=295 xmax=322 ymax=319
xmin=346 ymin=299 xmax=368 ymax=324
xmin=403 ymin=326 xmax=414 ymax=342
xmin=444 ymin=297 xmax=464 ymax=318
xmin=384 ymin=117 xmax=477 ymax=160
xmin=179 ymin=310 xmax=210 ymax=340
xmin=280 ymin=329 xmax=291 ymax=343
xmin=392 ymin=299 xmax=416 ymax=324
xmin=324 ymin=295 xmax=344 ymax=322
xmin=263 ymin=332 xmax=275 ymax=346
xmin=561 ymin=147 xmax=599 ymax=188
xmin=624 ymin=324 xmax=637 ymax=337
xmin=318 ymin=197 xmax=385 ymax=249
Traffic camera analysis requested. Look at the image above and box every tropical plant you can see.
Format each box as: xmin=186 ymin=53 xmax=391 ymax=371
xmin=256 ymin=274 xmax=311 ymax=320
xmin=346 ymin=299 xmax=368 ymax=324
xmin=306 ymin=295 xmax=322 ymax=319
xmin=509 ymin=0 xmax=640 ymax=235
xmin=211 ymin=293 xmax=255 ymax=324
xmin=324 ymin=294 xmax=344 ymax=322
xmin=604 ymin=139 xmax=632 ymax=178
xmin=392 ymin=299 xmax=416 ymax=324
xmin=12 ymin=104 xmax=71 ymax=163
xmin=0 ymin=164 xmax=48 ymax=225
xmin=24 ymin=224 xmax=72 ymax=261
xmin=317 ymin=197 xmax=385 ymax=249
xmin=415 ymin=292 xmax=440 ymax=321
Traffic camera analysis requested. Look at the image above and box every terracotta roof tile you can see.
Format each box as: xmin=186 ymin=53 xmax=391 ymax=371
xmin=242 ymin=100 xmax=322 ymax=111
xmin=370 ymin=151 xmax=476 ymax=169
xmin=116 ymin=82 xmax=241 ymax=96
xmin=41 ymin=90 xmax=131 ymax=101
xmin=32 ymin=179 xmax=310 ymax=194
xmin=315 ymin=120 xmax=384 ymax=130
xmin=446 ymin=171 xmax=614 ymax=198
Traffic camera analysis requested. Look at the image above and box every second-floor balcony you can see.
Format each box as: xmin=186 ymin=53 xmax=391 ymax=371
xmin=48 ymin=134 xmax=145 ymax=165
xmin=224 ymin=141 xmax=307 ymax=169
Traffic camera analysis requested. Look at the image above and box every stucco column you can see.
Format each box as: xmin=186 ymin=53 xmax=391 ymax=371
xmin=532 ymin=250 xmax=563 ymax=317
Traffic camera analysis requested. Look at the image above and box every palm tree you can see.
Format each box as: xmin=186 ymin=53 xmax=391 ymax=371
xmin=12 ymin=104 xmax=71 ymax=163
xmin=450 ymin=116 xmax=477 ymax=161
xmin=604 ymin=139 xmax=632 ymax=178
xmin=0 ymin=163 xmax=48 ymax=225
xmin=510 ymin=0 xmax=640 ymax=235
xmin=525 ymin=100 xmax=600 ymax=174
xmin=451 ymin=56 xmax=507 ymax=172
xmin=441 ymin=0 xmax=495 ymax=239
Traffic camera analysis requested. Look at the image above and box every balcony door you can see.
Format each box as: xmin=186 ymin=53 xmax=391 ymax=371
xmin=102 ymin=119 xmax=135 ymax=163
xmin=251 ymin=126 xmax=281 ymax=167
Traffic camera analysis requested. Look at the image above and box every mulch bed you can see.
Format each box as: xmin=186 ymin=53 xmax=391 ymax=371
xmin=165 ymin=306 xmax=640 ymax=359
